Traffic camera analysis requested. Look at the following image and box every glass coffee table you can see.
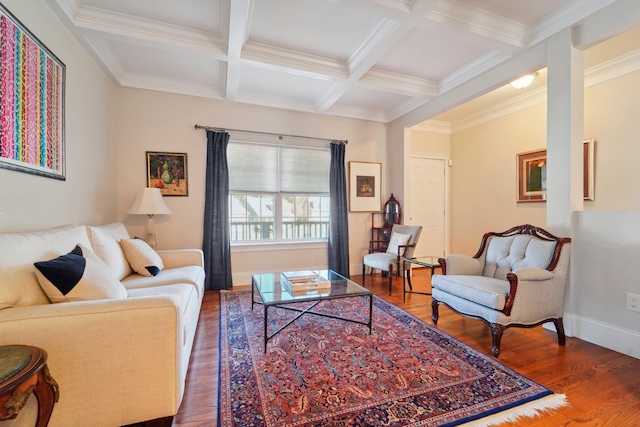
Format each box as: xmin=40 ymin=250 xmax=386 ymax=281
xmin=401 ymin=256 xmax=442 ymax=302
xmin=252 ymin=269 xmax=373 ymax=353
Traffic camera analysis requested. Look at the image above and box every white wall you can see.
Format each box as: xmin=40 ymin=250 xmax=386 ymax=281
xmin=0 ymin=0 xmax=117 ymax=233
xmin=571 ymin=211 xmax=640 ymax=358
xmin=441 ymin=69 xmax=640 ymax=358
xmin=115 ymin=88 xmax=388 ymax=284
xmin=448 ymin=103 xmax=548 ymax=254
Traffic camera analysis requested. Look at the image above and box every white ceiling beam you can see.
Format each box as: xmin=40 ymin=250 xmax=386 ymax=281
xmin=394 ymin=43 xmax=548 ymax=128
xmin=424 ymin=0 xmax=526 ymax=52
xmin=359 ymin=69 xmax=438 ymax=97
xmin=574 ymin=0 xmax=640 ymax=49
xmin=315 ymin=0 xmax=439 ymax=112
xmin=225 ymin=0 xmax=253 ymax=101
xmin=528 ymin=0 xmax=618 ymax=48
xmin=74 ymin=6 xmax=226 ymax=54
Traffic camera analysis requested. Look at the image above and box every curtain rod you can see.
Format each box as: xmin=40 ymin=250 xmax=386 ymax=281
xmin=194 ymin=124 xmax=348 ymax=145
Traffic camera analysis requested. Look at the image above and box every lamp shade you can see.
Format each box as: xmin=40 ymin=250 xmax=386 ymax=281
xmin=128 ymin=188 xmax=172 ymax=215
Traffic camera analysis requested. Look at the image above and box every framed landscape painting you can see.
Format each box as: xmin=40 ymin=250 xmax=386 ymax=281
xmin=146 ymin=151 xmax=188 ymax=196
xmin=517 ymin=139 xmax=596 ymax=203
xmin=0 ymin=3 xmax=66 ymax=180
xmin=349 ymin=161 xmax=381 ymax=212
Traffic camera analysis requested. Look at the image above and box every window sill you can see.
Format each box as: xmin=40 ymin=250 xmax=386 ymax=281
xmin=231 ymin=240 xmax=328 ymax=253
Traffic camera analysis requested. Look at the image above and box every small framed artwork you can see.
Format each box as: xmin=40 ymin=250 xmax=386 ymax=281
xmin=516 ymin=149 xmax=547 ymax=202
xmin=146 ymin=151 xmax=188 ymax=196
xmin=349 ymin=161 xmax=381 ymax=212
xmin=517 ymin=139 xmax=596 ymax=203
xmin=0 ymin=3 xmax=66 ymax=180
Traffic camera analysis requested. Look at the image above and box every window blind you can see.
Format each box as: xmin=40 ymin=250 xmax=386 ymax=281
xmin=228 ymin=142 xmax=330 ymax=193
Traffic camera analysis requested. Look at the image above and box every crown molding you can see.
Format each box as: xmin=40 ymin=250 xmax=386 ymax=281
xmin=443 ymin=49 xmax=640 ymax=133
xmin=426 ymin=0 xmax=526 ymax=50
xmin=410 ymin=120 xmax=451 ymax=134
xmin=386 ymin=98 xmax=431 ymax=123
xmin=527 ymin=0 xmax=618 ymax=47
xmin=120 ymin=73 xmax=224 ymax=100
xmin=359 ymin=69 xmax=438 ymax=97
xmin=83 ymin=36 xmax=125 ymax=82
xmin=585 ymin=48 xmax=640 ymax=86
xmin=440 ymin=50 xmax=511 ymax=94
xmin=74 ymin=5 xmax=226 ymax=53
xmin=347 ymin=18 xmax=404 ymax=75
xmin=242 ymin=42 xmax=348 ymax=80
xmin=52 ymin=0 xmax=81 ymax=23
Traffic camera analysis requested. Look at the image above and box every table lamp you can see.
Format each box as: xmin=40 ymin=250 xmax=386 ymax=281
xmin=127 ymin=188 xmax=172 ymax=249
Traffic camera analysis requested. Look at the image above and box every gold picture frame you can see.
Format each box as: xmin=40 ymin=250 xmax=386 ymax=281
xmin=146 ymin=151 xmax=188 ymax=196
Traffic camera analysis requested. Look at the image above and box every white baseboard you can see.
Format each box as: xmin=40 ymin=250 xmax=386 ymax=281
xmin=564 ymin=314 xmax=640 ymax=360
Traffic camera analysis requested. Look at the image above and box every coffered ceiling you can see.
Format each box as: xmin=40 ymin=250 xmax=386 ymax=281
xmin=45 ymin=0 xmax=622 ymax=123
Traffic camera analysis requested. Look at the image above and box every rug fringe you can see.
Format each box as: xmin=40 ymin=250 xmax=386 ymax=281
xmin=459 ymin=394 xmax=568 ymax=427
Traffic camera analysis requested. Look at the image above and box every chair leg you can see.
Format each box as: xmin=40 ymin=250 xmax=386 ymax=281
xmin=431 ymin=299 xmax=439 ymax=324
xmin=554 ymin=318 xmax=566 ymax=346
xmin=490 ymin=324 xmax=505 ymax=357
xmin=388 ymin=266 xmax=393 ymax=295
xmin=362 ymin=263 xmax=366 ymax=286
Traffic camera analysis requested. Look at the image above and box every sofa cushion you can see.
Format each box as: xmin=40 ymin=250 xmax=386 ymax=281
xmin=122 ymin=266 xmax=205 ymax=298
xmin=127 ymin=283 xmax=199 ymax=345
xmin=386 ymin=232 xmax=411 ymax=255
xmin=483 ymin=235 xmax=556 ymax=280
xmin=34 ymin=244 xmax=128 ymax=303
xmin=88 ymin=223 xmax=133 ymax=280
xmin=0 ymin=225 xmax=92 ymax=309
xmin=431 ymin=274 xmax=511 ymax=310
xmin=121 ymin=238 xmax=164 ymax=276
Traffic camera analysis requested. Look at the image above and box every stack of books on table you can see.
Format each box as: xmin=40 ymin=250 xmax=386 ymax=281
xmin=281 ymin=270 xmax=332 ymax=294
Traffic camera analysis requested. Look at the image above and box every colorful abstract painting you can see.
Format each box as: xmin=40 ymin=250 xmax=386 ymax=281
xmin=0 ymin=3 xmax=65 ymax=180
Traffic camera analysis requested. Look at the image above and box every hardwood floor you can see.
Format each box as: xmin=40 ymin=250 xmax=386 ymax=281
xmin=173 ymin=269 xmax=640 ymax=426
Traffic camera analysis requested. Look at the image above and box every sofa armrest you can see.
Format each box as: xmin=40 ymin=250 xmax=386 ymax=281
xmin=0 ymin=296 xmax=185 ymax=426
xmin=157 ymin=249 xmax=204 ymax=269
xmin=512 ymin=267 xmax=555 ymax=281
xmin=440 ymin=254 xmax=484 ymax=275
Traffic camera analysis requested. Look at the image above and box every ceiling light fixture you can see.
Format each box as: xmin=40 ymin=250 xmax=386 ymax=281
xmin=510 ymin=73 xmax=538 ymax=89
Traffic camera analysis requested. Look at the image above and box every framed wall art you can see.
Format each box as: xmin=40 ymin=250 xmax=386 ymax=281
xmin=0 ymin=3 xmax=66 ymax=180
xmin=516 ymin=139 xmax=596 ymax=203
xmin=349 ymin=161 xmax=381 ymax=212
xmin=516 ymin=149 xmax=547 ymax=202
xmin=146 ymin=151 xmax=188 ymax=196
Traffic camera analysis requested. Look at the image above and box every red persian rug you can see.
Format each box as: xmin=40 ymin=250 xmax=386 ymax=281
xmin=218 ymin=290 xmax=566 ymax=426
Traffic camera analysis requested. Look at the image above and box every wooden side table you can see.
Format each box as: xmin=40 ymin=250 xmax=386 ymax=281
xmin=0 ymin=345 xmax=59 ymax=426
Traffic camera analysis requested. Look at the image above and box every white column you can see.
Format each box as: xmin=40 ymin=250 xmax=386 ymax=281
xmin=546 ymin=29 xmax=584 ymax=236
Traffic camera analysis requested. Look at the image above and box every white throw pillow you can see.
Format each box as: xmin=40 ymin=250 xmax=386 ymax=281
xmin=386 ymin=232 xmax=411 ymax=255
xmin=89 ymin=225 xmax=133 ymax=280
xmin=34 ymin=244 xmax=128 ymax=303
xmin=120 ymin=238 xmax=164 ymax=277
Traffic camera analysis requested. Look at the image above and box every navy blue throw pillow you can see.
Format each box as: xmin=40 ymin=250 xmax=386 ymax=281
xmin=34 ymin=245 xmax=86 ymax=295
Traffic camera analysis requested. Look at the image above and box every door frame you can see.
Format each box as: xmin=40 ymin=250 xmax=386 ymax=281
xmin=407 ymin=153 xmax=450 ymax=257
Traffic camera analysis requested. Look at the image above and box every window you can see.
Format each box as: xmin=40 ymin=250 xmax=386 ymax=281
xmin=228 ymin=142 xmax=330 ymax=242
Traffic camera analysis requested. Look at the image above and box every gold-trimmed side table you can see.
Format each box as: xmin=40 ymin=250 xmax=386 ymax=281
xmin=0 ymin=345 xmax=59 ymax=426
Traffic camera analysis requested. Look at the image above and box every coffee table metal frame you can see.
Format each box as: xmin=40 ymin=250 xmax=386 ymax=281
xmin=402 ymin=256 xmax=441 ymax=301
xmin=251 ymin=270 xmax=373 ymax=353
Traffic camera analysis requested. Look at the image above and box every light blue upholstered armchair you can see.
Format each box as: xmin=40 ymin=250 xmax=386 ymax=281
xmin=362 ymin=224 xmax=422 ymax=295
xmin=431 ymin=224 xmax=571 ymax=357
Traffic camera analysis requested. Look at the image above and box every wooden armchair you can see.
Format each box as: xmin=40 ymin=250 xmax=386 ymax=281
xmin=362 ymin=225 xmax=422 ymax=295
xmin=431 ymin=225 xmax=571 ymax=357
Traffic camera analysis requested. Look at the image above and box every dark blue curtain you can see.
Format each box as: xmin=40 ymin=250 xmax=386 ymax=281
xmin=202 ymin=130 xmax=233 ymax=290
xmin=328 ymin=142 xmax=350 ymax=277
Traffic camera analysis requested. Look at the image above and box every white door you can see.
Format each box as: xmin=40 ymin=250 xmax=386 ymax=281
xmin=408 ymin=156 xmax=446 ymax=258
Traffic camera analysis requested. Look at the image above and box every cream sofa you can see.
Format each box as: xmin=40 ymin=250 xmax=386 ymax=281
xmin=0 ymin=223 xmax=205 ymax=427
